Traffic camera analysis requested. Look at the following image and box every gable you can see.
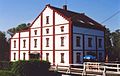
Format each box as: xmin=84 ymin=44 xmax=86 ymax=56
xmin=12 ymin=33 xmax=19 ymax=38
xmin=55 ymin=12 xmax=69 ymax=25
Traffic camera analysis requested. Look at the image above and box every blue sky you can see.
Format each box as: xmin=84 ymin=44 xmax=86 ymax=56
xmin=0 ymin=0 xmax=120 ymax=32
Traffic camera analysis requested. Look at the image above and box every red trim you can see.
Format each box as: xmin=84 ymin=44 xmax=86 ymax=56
xmin=40 ymin=13 xmax=43 ymax=61
xmin=53 ymin=10 xmax=55 ymax=65
xmin=69 ymin=19 xmax=72 ymax=64
xmin=18 ymin=32 xmax=20 ymax=60
xmin=10 ymin=38 xmax=11 ymax=61
xmin=29 ymin=28 xmax=31 ymax=59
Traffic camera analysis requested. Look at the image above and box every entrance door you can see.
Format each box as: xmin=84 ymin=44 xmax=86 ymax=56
xmin=29 ymin=53 xmax=40 ymax=60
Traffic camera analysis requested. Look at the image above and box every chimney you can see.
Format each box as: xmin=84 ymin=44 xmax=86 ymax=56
xmin=63 ymin=5 xmax=67 ymax=10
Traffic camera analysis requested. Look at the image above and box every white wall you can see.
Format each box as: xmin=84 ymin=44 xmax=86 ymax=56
xmin=73 ymin=26 xmax=104 ymax=36
xmin=31 ymin=16 xmax=41 ymax=28
xmin=42 ymin=36 xmax=53 ymax=50
xmin=20 ymin=31 xmax=29 ymax=37
xmin=55 ymin=35 xmax=69 ymax=50
xmin=73 ymin=34 xmax=83 ymax=50
xmin=55 ymin=51 xmax=69 ymax=66
xmin=20 ymin=38 xmax=29 ymax=50
xmin=20 ymin=51 xmax=29 ymax=60
xmin=55 ymin=12 xmax=68 ymax=25
xmin=55 ymin=24 xmax=69 ymax=34
xmin=30 ymin=37 xmax=41 ymax=50
xmin=73 ymin=51 xmax=83 ymax=64
xmin=11 ymin=51 xmax=19 ymax=61
xmin=42 ymin=27 xmax=53 ymax=35
xmin=42 ymin=51 xmax=53 ymax=64
xmin=42 ymin=7 xmax=53 ymax=26
xmin=11 ymin=39 xmax=19 ymax=50
xmin=12 ymin=33 xmax=19 ymax=38
xmin=31 ymin=28 xmax=41 ymax=37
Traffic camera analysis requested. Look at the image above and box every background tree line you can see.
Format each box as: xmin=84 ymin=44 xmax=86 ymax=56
xmin=0 ymin=23 xmax=120 ymax=62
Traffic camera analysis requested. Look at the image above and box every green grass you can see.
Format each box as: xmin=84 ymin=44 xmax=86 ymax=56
xmin=0 ymin=70 xmax=15 ymax=76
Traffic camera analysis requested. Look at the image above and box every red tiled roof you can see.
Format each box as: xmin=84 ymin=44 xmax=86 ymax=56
xmin=49 ymin=5 xmax=105 ymax=31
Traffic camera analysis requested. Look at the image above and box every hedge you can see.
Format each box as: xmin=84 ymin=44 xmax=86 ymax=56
xmin=0 ymin=70 xmax=15 ymax=76
xmin=11 ymin=60 xmax=51 ymax=76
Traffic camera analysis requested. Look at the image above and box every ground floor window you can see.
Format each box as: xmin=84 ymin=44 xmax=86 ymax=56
xmin=76 ymin=52 xmax=81 ymax=63
xmin=61 ymin=53 xmax=64 ymax=63
xmin=46 ymin=53 xmax=49 ymax=61
xmin=23 ymin=53 xmax=26 ymax=60
xmin=29 ymin=53 xmax=40 ymax=60
xmin=13 ymin=53 xmax=16 ymax=60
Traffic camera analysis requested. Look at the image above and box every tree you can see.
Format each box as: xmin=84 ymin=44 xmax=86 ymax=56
xmin=7 ymin=23 xmax=29 ymax=37
xmin=110 ymin=29 xmax=120 ymax=61
xmin=0 ymin=31 xmax=9 ymax=61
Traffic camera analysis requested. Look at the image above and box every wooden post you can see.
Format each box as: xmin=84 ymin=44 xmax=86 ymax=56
xmin=103 ymin=66 xmax=106 ymax=76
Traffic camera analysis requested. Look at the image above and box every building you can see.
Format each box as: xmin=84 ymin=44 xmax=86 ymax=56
xmin=10 ymin=4 xmax=106 ymax=65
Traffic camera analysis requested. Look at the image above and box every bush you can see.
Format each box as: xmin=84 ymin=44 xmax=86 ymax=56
xmin=11 ymin=60 xmax=51 ymax=76
xmin=0 ymin=61 xmax=13 ymax=70
xmin=0 ymin=70 xmax=15 ymax=76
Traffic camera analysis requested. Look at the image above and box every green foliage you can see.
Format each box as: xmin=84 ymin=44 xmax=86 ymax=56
xmin=11 ymin=60 xmax=50 ymax=76
xmin=0 ymin=70 xmax=15 ymax=76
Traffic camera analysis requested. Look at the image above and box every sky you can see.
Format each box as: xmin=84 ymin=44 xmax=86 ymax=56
xmin=0 ymin=0 xmax=120 ymax=32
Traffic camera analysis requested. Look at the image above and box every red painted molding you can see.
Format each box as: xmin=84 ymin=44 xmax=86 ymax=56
xmin=40 ymin=13 xmax=43 ymax=61
xmin=18 ymin=32 xmax=20 ymax=60
xmin=69 ymin=19 xmax=73 ymax=64
xmin=53 ymin=10 xmax=55 ymax=65
xmin=29 ymin=28 xmax=31 ymax=59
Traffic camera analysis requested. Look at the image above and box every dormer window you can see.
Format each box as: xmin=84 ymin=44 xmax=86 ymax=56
xmin=46 ymin=28 xmax=49 ymax=34
xmin=61 ymin=26 xmax=64 ymax=32
xmin=34 ymin=30 xmax=37 ymax=35
xmin=46 ymin=16 xmax=49 ymax=24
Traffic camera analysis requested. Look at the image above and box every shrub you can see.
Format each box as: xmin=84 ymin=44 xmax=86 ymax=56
xmin=11 ymin=60 xmax=51 ymax=76
xmin=0 ymin=61 xmax=13 ymax=70
xmin=0 ymin=70 xmax=15 ymax=76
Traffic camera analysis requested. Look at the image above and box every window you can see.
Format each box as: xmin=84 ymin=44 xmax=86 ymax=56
xmin=88 ymin=38 xmax=92 ymax=47
xmin=34 ymin=39 xmax=37 ymax=48
xmin=98 ymin=39 xmax=102 ymax=48
xmin=14 ymin=40 xmax=16 ymax=48
xmin=46 ymin=29 xmax=49 ymax=34
xmin=76 ymin=52 xmax=81 ymax=63
xmin=46 ymin=16 xmax=49 ymax=24
xmin=46 ymin=53 xmax=49 ymax=61
xmin=61 ymin=26 xmax=64 ymax=32
xmin=13 ymin=53 xmax=16 ymax=60
xmin=46 ymin=38 xmax=49 ymax=47
xmin=23 ymin=53 xmax=26 ymax=60
xmin=76 ymin=36 xmax=81 ymax=47
xmin=61 ymin=37 xmax=64 ymax=46
xmin=61 ymin=53 xmax=64 ymax=63
xmin=34 ymin=30 xmax=37 ymax=35
xmin=23 ymin=40 xmax=26 ymax=48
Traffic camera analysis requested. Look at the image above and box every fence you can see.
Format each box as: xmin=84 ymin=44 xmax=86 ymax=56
xmin=50 ymin=62 xmax=120 ymax=76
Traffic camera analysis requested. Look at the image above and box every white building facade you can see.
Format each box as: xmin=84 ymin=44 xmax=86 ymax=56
xmin=10 ymin=4 xmax=106 ymax=65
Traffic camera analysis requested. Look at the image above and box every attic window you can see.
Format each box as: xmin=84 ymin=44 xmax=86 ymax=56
xmin=79 ymin=20 xmax=85 ymax=23
xmin=88 ymin=22 xmax=94 ymax=25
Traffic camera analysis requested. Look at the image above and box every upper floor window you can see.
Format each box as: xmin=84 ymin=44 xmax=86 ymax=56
xmin=61 ymin=26 xmax=64 ymax=32
xmin=46 ymin=16 xmax=49 ymax=24
xmin=34 ymin=39 xmax=37 ymax=48
xmin=46 ymin=38 xmax=49 ymax=47
xmin=61 ymin=53 xmax=64 ymax=63
xmin=61 ymin=37 xmax=64 ymax=46
xmin=23 ymin=53 xmax=26 ymax=60
xmin=88 ymin=38 xmax=92 ymax=47
xmin=76 ymin=52 xmax=81 ymax=63
xmin=76 ymin=36 xmax=81 ymax=47
xmin=46 ymin=53 xmax=49 ymax=61
xmin=13 ymin=53 xmax=16 ymax=60
xmin=14 ymin=40 xmax=16 ymax=48
xmin=34 ymin=30 xmax=37 ymax=35
xmin=23 ymin=40 xmax=26 ymax=48
xmin=46 ymin=28 xmax=49 ymax=34
xmin=98 ymin=39 xmax=102 ymax=48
